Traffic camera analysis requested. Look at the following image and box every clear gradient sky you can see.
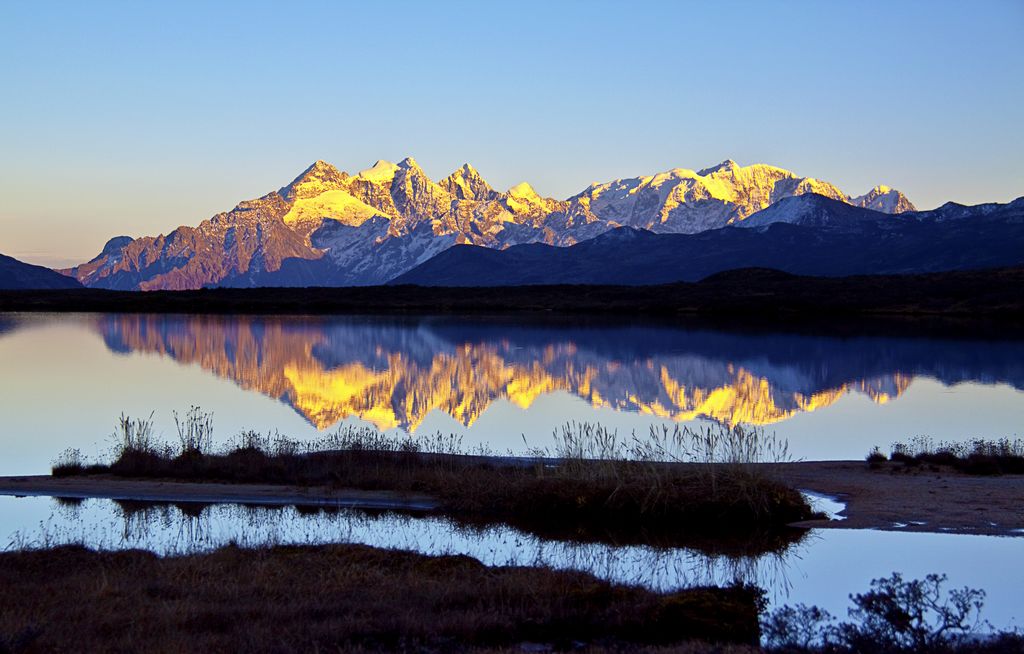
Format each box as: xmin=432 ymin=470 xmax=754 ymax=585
xmin=1 ymin=0 xmax=1022 ymax=267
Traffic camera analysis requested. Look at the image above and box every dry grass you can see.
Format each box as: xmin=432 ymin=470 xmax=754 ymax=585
xmin=0 ymin=544 xmax=763 ymax=653
xmin=53 ymin=417 xmax=815 ymax=551
xmin=868 ymin=436 xmax=1024 ymax=475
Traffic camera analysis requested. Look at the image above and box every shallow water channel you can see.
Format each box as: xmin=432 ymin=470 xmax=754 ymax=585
xmin=1 ymin=495 xmax=1021 ymax=630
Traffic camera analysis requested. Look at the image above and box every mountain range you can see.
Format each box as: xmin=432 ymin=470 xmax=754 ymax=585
xmin=393 ymin=194 xmax=1024 ymax=286
xmin=59 ymin=159 xmax=923 ymax=290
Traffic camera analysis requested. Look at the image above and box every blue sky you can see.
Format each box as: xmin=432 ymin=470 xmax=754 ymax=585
xmin=1 ymin=0 xmax=1022 ymax=266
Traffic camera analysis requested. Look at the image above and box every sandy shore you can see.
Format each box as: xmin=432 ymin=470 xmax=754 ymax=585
xmin=1 ymin=461 xmax=1021 ymax=537
xmin=771 ymin=461 xmax=1024 ymax=536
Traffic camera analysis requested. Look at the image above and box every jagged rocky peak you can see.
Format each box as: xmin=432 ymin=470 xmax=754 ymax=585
xmin=440 ymin=163 xmax=496 ymax=201
xmin=697 ymin=159 xmax=740 ymax=176
xmin=393 ymin=156 xmax=434 ymax=185
xmin=387 ymin=156 xmax=453 ymax=226
xmin=502 ymin=181 xmax=556 ymax=219
xmin=280 ymin=160 xmax=349 ymax=200
xmin=398 ymin=156 xmax=421 ymax=170
xmin=850 ymin=185 xmax=917 ymax=214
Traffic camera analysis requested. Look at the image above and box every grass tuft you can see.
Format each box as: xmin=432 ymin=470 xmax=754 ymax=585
xmin=867 ymin=436 xmax=1024 ymax=476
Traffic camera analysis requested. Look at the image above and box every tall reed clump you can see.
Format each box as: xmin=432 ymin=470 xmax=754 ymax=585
xmin=107 ymin=411 xmax=170 ymax=475
xmin=52 ymin=409 xmax=213 ymax=477
xmin=495 ymin=421 xmax=807 ymax=543
xmin=174 ymin=406 xmax=213 ymax=457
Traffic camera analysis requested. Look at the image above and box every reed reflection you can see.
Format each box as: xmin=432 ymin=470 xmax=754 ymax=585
xmin=14 ymin=497 xmax=798 ymax=597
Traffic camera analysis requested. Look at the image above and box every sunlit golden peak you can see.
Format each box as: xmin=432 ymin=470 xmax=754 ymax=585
xmin=507 ymin=181 xmax=539 ymax=198
xmin=280 ymin=160 xmax=350 ymax=201
xmin=357 ymin=159 xmax=399 ymax=182
xmin=698 ymin=159 xmax=739 ymax=175
xmin=295 ymin=159 xmax=344 ymax=178
xmin=398 ymin=156 xmax=421 ymax=170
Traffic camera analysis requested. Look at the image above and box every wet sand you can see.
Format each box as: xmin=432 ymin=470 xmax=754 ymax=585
xmin=1 ymin=461 xmax=1021 ymax=536
xmin=771 ymin=461 xmax=1024 ymax=536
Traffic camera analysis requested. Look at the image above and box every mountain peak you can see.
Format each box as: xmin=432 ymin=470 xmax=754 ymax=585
xmin=398 ymin=156 xmax=421 ymax=170
xmin=357 ymin=160 xmax=399 ymax=183
xmin=440 ymin=163 xmax=495 ymax=201
xmin=280 ymin=160 xmax=348 ymax=199
xmin=453 ymin=162 xmax=482 ymax=179
xmin=299 ymin=159 xmax=343 ymax=178
xmin=698 ymin=159 xmax=740 ymax=176
xmin=850 ymin=185 xmax=916 ymax=214
xmin=508 ymin=181 xmax=539 ymax=198
xmin=101 ymin=235 xmax=134 ymax=255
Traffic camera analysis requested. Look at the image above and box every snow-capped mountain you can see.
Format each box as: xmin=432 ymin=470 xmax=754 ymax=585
xmin=65 ymin=158 xmax=916 ymax=290
xmin=849 ymin=185 xmax=916 ymax=214
xmin=393 ymin=195 xmax=1024 ymax=286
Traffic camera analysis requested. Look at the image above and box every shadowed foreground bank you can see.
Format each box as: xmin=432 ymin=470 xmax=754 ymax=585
xmin=2 ymin=266 xmax=1024 ymax=318
xmin=0 ymin=544 xmax=761 ymax=653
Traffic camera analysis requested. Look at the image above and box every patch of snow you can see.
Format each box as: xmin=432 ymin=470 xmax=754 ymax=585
xmin=358 ymin=160 xmax=399 ymax=183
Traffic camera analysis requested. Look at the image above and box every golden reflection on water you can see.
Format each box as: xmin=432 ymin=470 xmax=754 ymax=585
xmin=97 ymin=316 xmax=910 ymax=431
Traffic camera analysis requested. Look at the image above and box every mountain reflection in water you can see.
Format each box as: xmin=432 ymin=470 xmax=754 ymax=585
xmin=93 ymin=315 xmax=1024 ymax=432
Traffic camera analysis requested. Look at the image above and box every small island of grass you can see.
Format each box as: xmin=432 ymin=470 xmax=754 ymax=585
xmin=51 ymin=411 xmax=817 ymax=551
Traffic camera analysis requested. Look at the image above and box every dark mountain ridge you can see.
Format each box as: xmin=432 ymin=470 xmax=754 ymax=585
xmin=0 ymin=253 xmax=83 ymax=290
xmin=392 ymin=195 xmax=1024 ymax=286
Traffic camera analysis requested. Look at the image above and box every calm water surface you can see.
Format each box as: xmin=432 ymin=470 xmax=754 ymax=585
xmin=2 ymin=312 xmax=1023 ymax=474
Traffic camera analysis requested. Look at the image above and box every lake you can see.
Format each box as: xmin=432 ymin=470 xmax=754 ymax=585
xmin=2 ymin=312 xmax=1023 ymax=474
xmin=1 ymin=312 xmax=1022 ymax=628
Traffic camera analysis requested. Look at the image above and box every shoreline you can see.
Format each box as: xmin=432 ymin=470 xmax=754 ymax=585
xmin=0 ymin=475 xmax=437 ymax=512
xmin=771 ymin=461 xmax=1024 ymax=537
xmin=3 ymin=461 xmax=1021 ymax=538
xmin=2 ymin=266 xmax=1023 ymax=319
